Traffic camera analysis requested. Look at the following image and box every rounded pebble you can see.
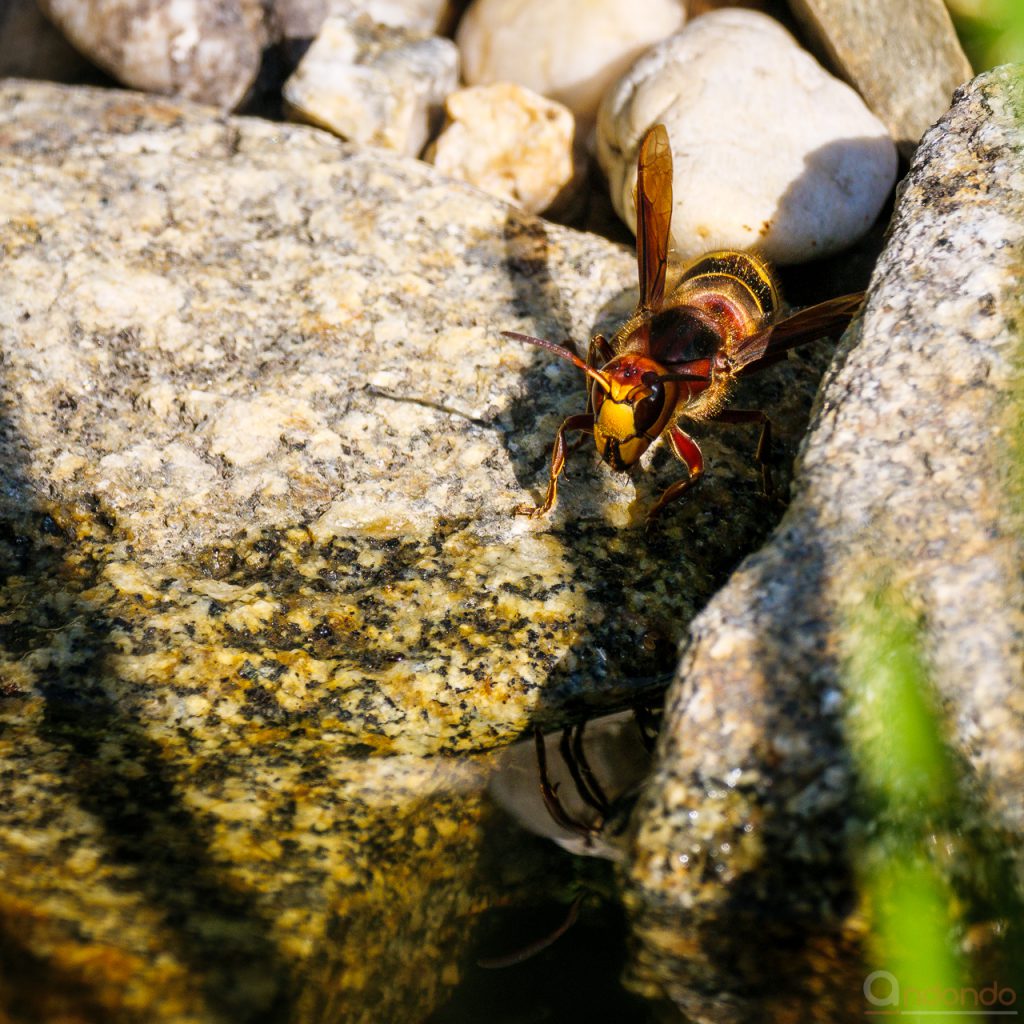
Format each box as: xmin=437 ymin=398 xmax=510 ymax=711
xmin=455 ymin=0 xmax=686 ymax=126
xmin=37 ymin=0 xmax=267 ymax=109
xmin=597 ymin=8 xmax=898 ymax=264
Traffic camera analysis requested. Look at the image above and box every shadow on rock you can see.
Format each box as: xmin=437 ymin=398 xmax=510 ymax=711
xmin=0 ymin=391 xmax=294 ymax=1022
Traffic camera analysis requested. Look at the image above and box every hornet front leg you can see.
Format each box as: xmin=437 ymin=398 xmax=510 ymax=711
xmin=568 ymin=334 xmax=613 ymax=458
xmin=515 ymin=413 xmax=594 ymax=519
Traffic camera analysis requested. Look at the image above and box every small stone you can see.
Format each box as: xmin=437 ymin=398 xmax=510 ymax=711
xmin=788 ymin=0 xmax=973 ymax=157
xmin=490 ymin=710 xmax=653 ymax=860
xmin=428 ymin=82 xmax=582 ymax=215
xmin=597 ymin=8 xmax=898 ymax=264
xmin=455 ymin=0 xmax=686 ymax=126
xmin=275 ymin=0 xmax=458 ymax=39
xmin=283 ymin=15 xmax=459 ymax=156
xmin=36 ymin=0 xmax=267 ymax=109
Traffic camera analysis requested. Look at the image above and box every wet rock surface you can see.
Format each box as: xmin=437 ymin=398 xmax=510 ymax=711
xmin=624 ymin=65 xmax=1024 ymax=1023
xmin=0 ymin=79 xmax=838 ymax=1020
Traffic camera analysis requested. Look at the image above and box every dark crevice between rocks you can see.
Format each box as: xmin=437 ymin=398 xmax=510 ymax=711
xmin=0 ymin=394 xmax=295 ymax=1022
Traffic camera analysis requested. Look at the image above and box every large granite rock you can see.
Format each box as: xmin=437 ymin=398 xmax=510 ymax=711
xmin=0 ymin=80 xmax=838 ymax=1020
xmin=0 ymin=81 xmax=837 ymax=760
xmin=623 ymin=65 xmax=1024 ymax=1023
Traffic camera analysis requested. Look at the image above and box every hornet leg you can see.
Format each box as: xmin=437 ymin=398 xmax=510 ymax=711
xmin=515 ymin=413 xmax=594 ymax=519
xmin=568 ymin=334 xmax=614 ymax=458
xmin=711 ymin=408 xmax=774 ymax=497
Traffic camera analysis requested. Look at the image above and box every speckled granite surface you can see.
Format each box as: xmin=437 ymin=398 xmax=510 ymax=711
xmin=0 ymin=80 xmax=836 ymax=1020
xmin=0 ymin=82 xmax=830 ymax=759
xmin=624 ymin=66 xmax=1024 ymax=1023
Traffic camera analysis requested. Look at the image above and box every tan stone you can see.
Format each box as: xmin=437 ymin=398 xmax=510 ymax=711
xmin=429 ymin=82 xmax=582 ymax=215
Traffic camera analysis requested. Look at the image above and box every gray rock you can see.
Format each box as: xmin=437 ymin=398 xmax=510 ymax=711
xmin=428 ymin=82 xmax=583 ymax=216
xmin=36 ymin=0 xmax=267 ymax=109
xmin=624 ymin=66 xmax=1024 ymax=1022
xmin=0 ymin=79 xmax=842 ymax=1017
xmin=788 ymin=0 xmax=974 ymax=158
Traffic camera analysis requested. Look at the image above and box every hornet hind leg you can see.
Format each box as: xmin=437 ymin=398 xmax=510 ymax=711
xmin=712 ymin=408 xmax=774 ymax=497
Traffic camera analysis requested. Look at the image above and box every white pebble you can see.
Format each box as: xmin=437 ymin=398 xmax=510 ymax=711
xmin=276 ymin=0 xmax=458 ymax=38
xmin=283 ymin=16 xmax=458 ymax=156
xmin=597 ymin=9 xmax=898 ymax=264
xmin=456 ymin=0 xmax=685 ymax=125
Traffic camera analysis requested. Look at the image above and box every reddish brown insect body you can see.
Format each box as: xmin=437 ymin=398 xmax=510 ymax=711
xmin=505 ymin=123 xmax=864 ymax=524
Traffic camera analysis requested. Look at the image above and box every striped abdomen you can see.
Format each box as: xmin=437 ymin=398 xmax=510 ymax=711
xmin=648 ymin=250 xmax=781 ymax=371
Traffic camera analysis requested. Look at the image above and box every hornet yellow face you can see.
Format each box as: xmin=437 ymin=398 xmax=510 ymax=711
xmin=592 ymin=356 xmax=679 ymax=471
